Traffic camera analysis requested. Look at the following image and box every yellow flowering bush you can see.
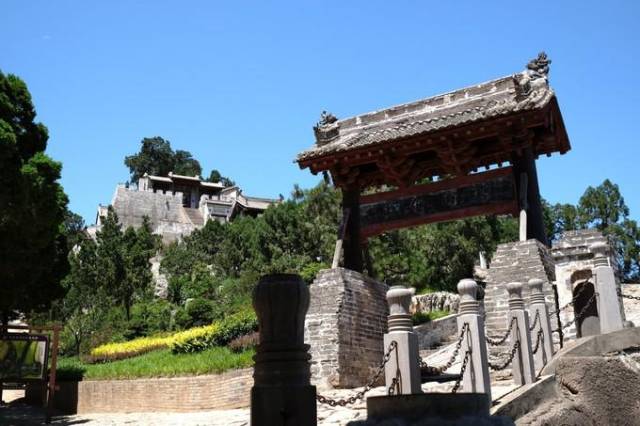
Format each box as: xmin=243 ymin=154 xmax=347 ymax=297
xmin=89 ymin=308 xmax=258 ymax=362
xmin=89 ymin=335 xmax=174 ymax=363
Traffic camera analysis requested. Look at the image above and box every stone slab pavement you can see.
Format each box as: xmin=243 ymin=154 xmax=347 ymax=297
xmin=1 ymin=379 xmax=517 ymax=426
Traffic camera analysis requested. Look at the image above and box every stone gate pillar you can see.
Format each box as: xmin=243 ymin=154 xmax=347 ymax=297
xmin=383 ymin=286 xmax=421 ymax=395
xmin=251 ymin=274 xmax=316 ymax=426
xmin=507 ymin=282 xmax=536 ymax=385
xmin=457 ymin=279 xmax=491 ymax=400
xmin=591 ymin=242 xmax=624 ymax=334
xmin=528 ymin=278 xmax=554 ymax=371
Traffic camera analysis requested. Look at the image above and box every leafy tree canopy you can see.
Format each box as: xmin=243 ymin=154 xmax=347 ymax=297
xmin=124 ymin=137 xmax=202 ymax=182
xmin=0 ymin=70 xmax=68 ymax=324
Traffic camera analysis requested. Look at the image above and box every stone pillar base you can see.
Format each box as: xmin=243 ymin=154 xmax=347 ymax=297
xmin=251 ymin=386 xmax=316 ymax=426
xmin=345 ymin=394 xmax=513 ymax=425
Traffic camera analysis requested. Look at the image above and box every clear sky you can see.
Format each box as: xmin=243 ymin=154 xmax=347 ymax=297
xmin=2 ymin=1 xmax=639 ymax=225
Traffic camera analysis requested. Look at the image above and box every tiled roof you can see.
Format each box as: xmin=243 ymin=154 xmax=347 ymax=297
xmin=297 ymin=56 xmax=557 ymax=163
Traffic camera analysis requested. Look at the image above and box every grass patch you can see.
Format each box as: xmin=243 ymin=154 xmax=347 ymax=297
xmin=56 ymin=346 xmax=254 ymax=381
xmin=412 ymin=309 xmax=451 ymax=325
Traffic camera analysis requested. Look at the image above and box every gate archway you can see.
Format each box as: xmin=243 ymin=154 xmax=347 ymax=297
xmin=573 ymin=281 xmax=599 ymax=338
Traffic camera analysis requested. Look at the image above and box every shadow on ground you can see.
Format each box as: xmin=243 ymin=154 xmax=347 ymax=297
xmin=0 ymin=400 xmax=88 ymax=426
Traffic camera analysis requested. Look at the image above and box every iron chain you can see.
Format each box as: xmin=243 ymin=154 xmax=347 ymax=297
xmin=618 ymin=289 xmax=640 ymax=301
xmin=549 ymin=284 xmax=590 ymax=317
xmin=451 ymin=350 xmax=471 ymax=394
xmin=529 ymin=311 xmax=540 ymax=331
xmin=418 ymin=323 xmax=469 ymax=374
xmin=486 ymin=317 xmax=517 ymax=346
xmin=560 ymin=292 xmax=597 ymax=330
xmin=531 ymin=328 xmax=544 ymax=355
xmin=316 ymin=340 xmax=397 ymax=407
xmin=488 ymin=340 xmax=521 ymax=371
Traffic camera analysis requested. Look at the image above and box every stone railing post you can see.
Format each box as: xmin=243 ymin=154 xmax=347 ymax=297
xmin=591 ymin=242 xmax=624 ymax=334
xmin=528 ymin=278 xmax=554 ymax=371
xmin=507 ymin=282 xmax=536 ymax=385
xmin=251 ymin=274 xmax=316 ymax=426
xmin=457 ymin=279 xmax=491 ymax=400
xmin=383 ymin=286 xmax=421 ymax=394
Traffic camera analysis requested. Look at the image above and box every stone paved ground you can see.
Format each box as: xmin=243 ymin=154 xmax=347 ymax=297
xmin=1 ymin=378 xmax=517 ymax=426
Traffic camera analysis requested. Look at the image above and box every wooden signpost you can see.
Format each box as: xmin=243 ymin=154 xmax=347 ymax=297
xmin=0 ymin=324 xmax=61 ymax=424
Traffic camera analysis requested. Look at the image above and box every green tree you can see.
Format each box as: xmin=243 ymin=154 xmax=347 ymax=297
xmin=95 ymin=209 xmax=158 ymax=320
xmin=124 ymin=137 xmax=202 ymax=182
xmin=173 ymin=149 xmax=202 ymax=177
xmin=206 ymin=169 xmax=235 ymax=187
xmin=0 ymin=71 xmax=68 ymax=325
xmin=578 ymin=179 xmax=629 ymax=230
xmin=61 ymin=237 xmax=107 ymax=354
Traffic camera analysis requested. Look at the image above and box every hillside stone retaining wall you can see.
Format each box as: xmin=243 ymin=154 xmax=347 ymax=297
xmin=28 ymin=369 xmax=253 ymax=414
xmin=305 ymin=268 xmax=389 ymax=389
xmin=413 ymin=314 xmax=458 ymax=350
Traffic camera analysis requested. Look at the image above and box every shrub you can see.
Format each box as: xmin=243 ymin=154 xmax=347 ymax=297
xmin=411 ymin=310 xmax=451 ymax=325
xmin=171 ymin=308 xmax=257 ymax=354
xmin=228 ymin=331 xmax=259 ymax=353
xmin=88 ymin=335 xmax=174 ymax=363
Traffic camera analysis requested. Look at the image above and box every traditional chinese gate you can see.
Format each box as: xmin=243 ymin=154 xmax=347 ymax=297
xmin=297 ymin=53 xmax=570 ymax=272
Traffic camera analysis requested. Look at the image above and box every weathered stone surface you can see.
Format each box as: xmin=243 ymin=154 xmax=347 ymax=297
xmin=411 ymin=292 xmax=459 ymax=315
xmin=414 ymin=314 xmax=458 ymax=350
xmin=484 ymin=239 xmax=556 ymax=357
xmin=305 ymin=268 xmax=389 ymax=389
xmin=551 ymin=229 xmax=624 ymax=340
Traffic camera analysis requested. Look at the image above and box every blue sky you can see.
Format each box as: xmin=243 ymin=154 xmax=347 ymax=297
xmin=2 ymin=1 xmax=639 ymax=225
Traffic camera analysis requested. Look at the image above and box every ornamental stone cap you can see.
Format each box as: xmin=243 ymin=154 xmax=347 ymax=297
xmin=528 ymin=278 xmax=544 ymax=294
xmin=507 ymin=281 xmax=523 ymax=299
xmin=590 ymin=241 xmax=608 ymax=258
xmin=457 ymin=278 xmax=478 ymax=302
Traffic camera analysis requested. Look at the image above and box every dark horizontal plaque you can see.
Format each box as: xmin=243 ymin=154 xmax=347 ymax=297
xmin=360 ymin=168 xmax=518 ymax=238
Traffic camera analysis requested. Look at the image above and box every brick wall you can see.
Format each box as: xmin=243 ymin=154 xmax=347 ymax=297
xmin=41 ymin=369 xmax=253 ymax=414
xmin=483 ymin=239 xmax=556 ymax=354
xmin=305 ymin=268 xmax=388 ymax=389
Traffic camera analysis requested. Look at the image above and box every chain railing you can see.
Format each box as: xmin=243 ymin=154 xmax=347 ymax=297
xmin=548 ymin=283 xmax=590 ymax=317
xmin=618 ymin=288 xmax=640 ymax=301
xmin=316 ymin=340 xmax=398 ymax=407
xmin=531 ymin=328 xmax=544 ymax=355
xmin=485 ymin=317 xmax=516 ymax=346
xmin=451 ymin=350 xmax=471 ymax=393
xmin=488 ymin=340 xmax=521 ymax=371
xmin=558 ymin=292 xmax=597 ymax=331
xmin=418 ymin=323 xmax=469 ymax=375
xmin=529 ymin=311 xmax=540 ymax=332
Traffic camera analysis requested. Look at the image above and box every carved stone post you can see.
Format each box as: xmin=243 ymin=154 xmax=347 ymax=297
xmin=457 ymin=279 xmax=491 ymax=400
xmin=383 ymin=286 xmax=421 ymax=394
xmin=507 ymin=282 xmax=536 ymax=385
xmin=528 ymin=278 xmax=554 ymax=371
xmin=251 ymin=274 xmax=316 ymax=426
xmin=591 ymin=242 xmax=624 ymax=334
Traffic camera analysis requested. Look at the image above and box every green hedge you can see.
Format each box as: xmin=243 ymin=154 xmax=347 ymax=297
xmin=171 ymin=309 xmax=258 ymax=354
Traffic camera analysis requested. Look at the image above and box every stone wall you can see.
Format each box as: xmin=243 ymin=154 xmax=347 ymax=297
xmin=305 ymin=268 xmax=388 ymax=389
xmin=551 ymin=229 xmax=624 ymax=338
xmin=110 ymin=185 xmax=198 ymax=243
xmin=33 ymin=369 xmax=253 ymax=414
xmin=410 ymin=292 xmax=459 ymax=315
xmin=413 ymin=314 xmax=458 ymax=350
xmin=483 ymin=239 xmax=556 ymax=347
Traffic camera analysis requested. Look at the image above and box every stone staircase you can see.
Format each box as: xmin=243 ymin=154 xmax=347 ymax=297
xmin=183 ymin=208 xmax=204 ymax=226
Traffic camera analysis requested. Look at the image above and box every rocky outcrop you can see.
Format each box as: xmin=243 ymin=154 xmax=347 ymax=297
xmin=411 ymin=292 xmax=459 ymax=315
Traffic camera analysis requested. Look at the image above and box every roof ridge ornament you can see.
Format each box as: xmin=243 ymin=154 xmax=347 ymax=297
xmin=527 ymin=52 xmax=551 ymax=78
xmin=313 ymin=110 xmax=340 ymax=146
xmin=513 ymin=52 xmax=551 ymax=100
